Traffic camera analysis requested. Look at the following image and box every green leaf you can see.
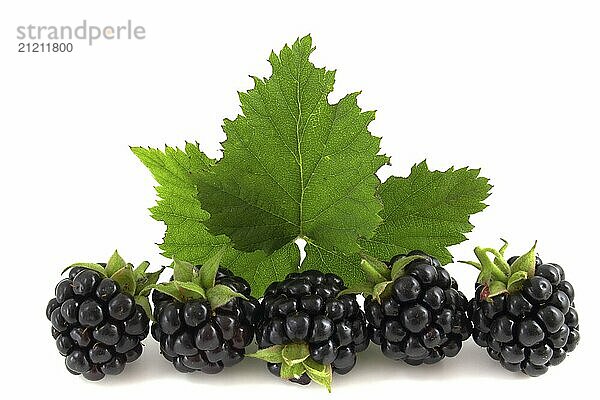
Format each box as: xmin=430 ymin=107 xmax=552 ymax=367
xmin=282 ymin=343 xmax=310 ymax=366
xmin=390 ymin=254 xmax=427 ymax=281
xmin=206 ymin=284 xmax=247 ymax=310
xmin=106 ymin=250 xmax=126 ymax=277
xmin=199 ymin=245 xmax=228 ymax=290
xmin=175 ymin=281 xmax=206 ymax=301
xmin=172 ymin=258 xmax=195 ymax=282
xmin=306 ymin=161 xmax=491 ymax=290
xmin=134 ymin=295 xmax=153 ymax=321
xmin=194 ymin=35 xmax=388 ymax=256
xmin=150 ymin=282 xmax=184 ymax=302
xmin=132 ymin=38 xmax=492 ymax=293
xmin=63 ymin=263 xmax=107 ymax=277
xmin=507 ymin=270 xmax=529 ymax=293
xmin=301 ymin=243 xmax=365 ymax=288
xmin=360 ymin=161 xmax=491 ymax=265
xmin=303 ymin=358 xmax=332 ymax=392
xmin=246 ymin=345 xmax=285 ymax=363
xmin=510 ymin=242 xmax=537 ymax=278
xmin=132 ymin=143 xmax=300 ymax=296
xmin=111 ymin=266 xmax=136 ymax=296
xmin=280 ymin=362 xmax=306 ymax=380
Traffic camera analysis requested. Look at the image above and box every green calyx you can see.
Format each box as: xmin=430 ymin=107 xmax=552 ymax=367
xmin=460 ymin=240 xmax=537 ymax=300
xmin=247 ymin=344 xmax=332 ymax=392
xmin=150 ymin=246 xmax=248 ymax=310
xmin=339 ymin=253 xmax=427 ymax=303
xmin=63 ymin=250 xmax=164 ymax=319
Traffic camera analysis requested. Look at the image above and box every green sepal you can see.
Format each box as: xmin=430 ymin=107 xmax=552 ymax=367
xmin=62 ymin=263 xmax=107 ymax=277
xmin=303 ymin=358 xmax=332 ymax=392
xmin=498 ymin=238 xmax=509 ymax=256
xmin=465 ymin=240 xmax=541 ymax=299
xmin=390 ymin=255 xmax=427 ymax=281
xmin=191 ymin=270 xmax=201 ymax=287
xmin=458 ymin=260 xmax=481 ymax=271
xmin=134 ymin=261 xmax=151 ymax=275
xmin=136 ymin=267 xmax=165 ymax=296
xmin=111 ymin=265 xmax=137 ymax=296
xmin=359 ymin=258 xmax=389 ymax=284
xmin=282 ymin=343 xmax=310 ymax=366
xmin=280 ymin=362 xmax=306 ymax=380
xmin=493 ymin=258 xmax=511 ymax=276
xmin=199 ymin=246 xmax=228 ymax=291
xmin=106 ymin=250 xmax=127 ymax=277
xmin=206 ymin=284 xmax=248 ymax=310
xmin=150 ymin=281 xmax=205 ymax=303
xmin=493 ymin=238 xmax=510 ymax=274
xmin=474 ymin=246 xmax=508 ymax=284
xmin=373 ymin=280 xmax=393 ymax=303
xmin=487 ymin=280 xmax=508 ymax=299
xmin=175 ymin=281 xmax=206 ymax=301
xmin=507 ymin=270 xmax=529 ymax=293
xmin=476 ymin=271 xmax=484 ymax=286
xmin=510 ymin=242 xmax=537 ymax=278
xmin=338 ymin=282 xmax=374 ymax=298
xmin=134 ymin=295 xmax=154 ymax=321
xmin=477 ymin=265 xmax=492 ymax=285
xmin=246 ymin=345 xmax=285 ymax=363
xmin=150 ymin=282 xmax=185 ymax=303
xmin=361 ymin=253 xmax=390 ymax=278
xmin=172 ymin=258 xmax=195 ymax=283
xmin=488 ymin=248 xmax=511 ymax=276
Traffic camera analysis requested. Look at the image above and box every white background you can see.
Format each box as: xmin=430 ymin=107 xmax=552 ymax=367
xmin=1 ymin=1 xmax=598 ymax=398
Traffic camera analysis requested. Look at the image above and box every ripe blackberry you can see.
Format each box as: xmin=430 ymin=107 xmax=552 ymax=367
xmin=358 ymin=251 xmax=471 ymax=365
xmin=46 ymin=251 xmax=160 ymax=380
xmin=150 ymin=256 xmax=261 ymax=374
xmin=250 ymin=270 xmax=368 ymax=391
xmin=465 ymin=241 xmax=579 ymax=376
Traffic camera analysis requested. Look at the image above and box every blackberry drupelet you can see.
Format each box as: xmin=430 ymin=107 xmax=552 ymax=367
xmin=466 ymin=241 xmax=579 ymax=377
xmin=362 ymin=251 xmax=471 ymax=365
xmin=46 ymin=252 xmax=158 ymax=380
xmin=251 ymin=270 xmax=368 ymax=390
xmin=150 ymin=257 xmax=261 ymax=374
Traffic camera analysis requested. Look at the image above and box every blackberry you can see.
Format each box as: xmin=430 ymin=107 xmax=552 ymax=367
xmin=47 ymin=251 xmax=160 ymax=380
xmin=465 ymin=241 xmax=579 ymax=376
xmin=249 ymin=270 xmax=368 ymax=391
xmin=358 ymin=251 xmax=471 ymax=365
xmin=150 ymin=256 xmax=261 ymax=374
